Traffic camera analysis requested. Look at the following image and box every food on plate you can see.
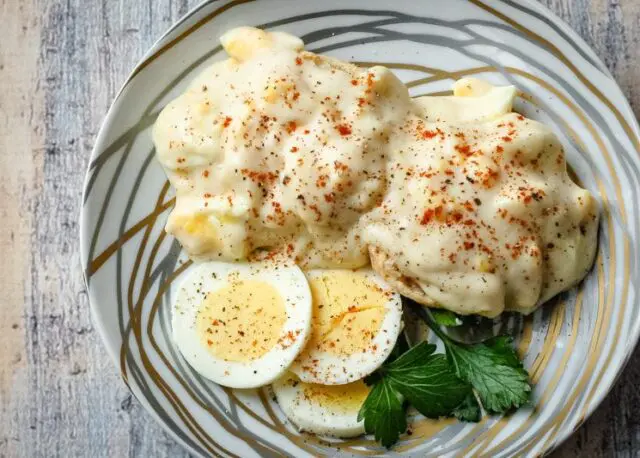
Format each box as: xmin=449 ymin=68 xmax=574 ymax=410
xmin=153 ymin=26 xmax=599 ymax=319
xmin=272 ymin=373 xmax=370 ymax=437
xmin=366 ymin=76 xmax=598 ymax=316
xmin=171 ymin=261 xmax=312 ymax=389
xmin=154 ymin=26 xmax=600 ymax=448
xmin=154 ymin=25 xmax=391 ymax=268
xmin=289 ymin=269 xmax=403 ymax=385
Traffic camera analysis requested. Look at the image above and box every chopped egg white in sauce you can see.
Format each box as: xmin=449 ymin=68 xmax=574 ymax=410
xmin=154 ymin=26 xmax=599 ymax=318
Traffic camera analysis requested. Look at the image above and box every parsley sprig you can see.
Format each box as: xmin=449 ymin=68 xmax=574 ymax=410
xmin=358 ymin=343 xmax=470 ymax=447
xmin=357 ymin=301 xmax=532 ymax=448
xmin=443 ymin=335 xmax=531 ymax=413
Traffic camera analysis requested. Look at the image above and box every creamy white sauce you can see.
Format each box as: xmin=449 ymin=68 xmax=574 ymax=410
xmin=153 ymin=27 xmax=599 ymax=317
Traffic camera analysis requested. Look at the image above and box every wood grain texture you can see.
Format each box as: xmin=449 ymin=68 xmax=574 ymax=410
xmin=0 ymin=0 xmax=637 ymax=457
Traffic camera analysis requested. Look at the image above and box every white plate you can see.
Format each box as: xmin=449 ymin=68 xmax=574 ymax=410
xmin=80 ymin=0 xmax=640 ymax=456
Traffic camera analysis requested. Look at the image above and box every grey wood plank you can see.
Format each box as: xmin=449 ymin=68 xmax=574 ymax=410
xmin=0 ymin=0 xmax=637 ymax=457
xmin=1 ymin=0 xmax=199 ymax=457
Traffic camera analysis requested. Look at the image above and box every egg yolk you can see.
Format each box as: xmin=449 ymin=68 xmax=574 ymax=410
xmin=196 ymin=279 xmax=286 ymax=362
xmin=304 ymin=271 xmax=388 ymax=356
xmin=301 ymin=378 xmax=371 ymax=414
xmin=168 ymin=213 xmax=219 ymax=255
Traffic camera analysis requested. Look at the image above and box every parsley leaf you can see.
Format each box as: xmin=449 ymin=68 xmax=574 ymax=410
xmin=385 ymin=341 xmax=437 ymax=369
xmin=452 ymin=392 xmax=482 ymax=422
xmin=357 ymin=377 xmax=406 ymax=448
xmin=429 ymin=308 xmax=462 ymax=327
xmin=360 ymin=300 xmax=532 ymax=449
xmin=411 ymin=301 xmax=532 ymax=414
xmin=443 ymin=336 xmax=531 ymax=413
xmin=358 ymin=342 xmax=471 ymax=447
xmin=386 ymin=345 xmax=471 ymax=418
xmin=482 ymin=335 xmax=525 ymax=367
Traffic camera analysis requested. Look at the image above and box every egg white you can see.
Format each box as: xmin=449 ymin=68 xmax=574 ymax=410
xmin=272 ymin=373 xmax=366 ymax=438
xmin=172 ymin=261 xmax=312 ymax=389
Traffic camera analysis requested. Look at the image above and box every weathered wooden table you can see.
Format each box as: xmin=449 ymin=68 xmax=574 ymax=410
xmin=1 ymin=0 xmax=638 ymax=456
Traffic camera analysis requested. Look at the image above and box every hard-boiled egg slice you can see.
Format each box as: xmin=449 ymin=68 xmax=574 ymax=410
xmin=289 ymin=269 xmax=403 ymax=385
xmin=273 ymin=372 xmax=369 ymax=437
xmin=172 ymin=261 xmax=312 ymax=389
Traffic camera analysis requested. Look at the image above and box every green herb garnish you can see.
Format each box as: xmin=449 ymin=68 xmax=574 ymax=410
xmin=358 ymin=376 xmax=407 ymax=448
xmin=358 ymin=304 xmax=532 ymax=448
xmin=429 ymin=308 xmax=463 ymax=327
xmin=358 ymin=342 xmax=470 ymax=447
xmin=427 ymin=316 xmax=532 ymax=414
xmin=443 ymin=336 xmax=531 ymax=413
xmin=452 ymin=392 xmax=482 ymax=422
